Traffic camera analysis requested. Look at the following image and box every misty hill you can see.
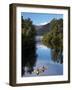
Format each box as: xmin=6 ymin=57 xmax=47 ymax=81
xmin=34 ymin=18 xmax=63 ymax=36
xmin=34 ymin=23 xmax=50 ymax=36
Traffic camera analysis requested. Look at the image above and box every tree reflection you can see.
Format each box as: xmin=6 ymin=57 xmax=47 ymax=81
xmin=42 ymin=19 xmax=63 ymax=64
xmin=21 ymin=17 xmax=37 ymax=77
xmin=51 ymin=48 xmax=63 ymax=64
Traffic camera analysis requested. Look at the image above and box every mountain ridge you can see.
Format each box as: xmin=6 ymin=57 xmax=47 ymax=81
xmin=34 ymin=23 xmax=50 ymax=36
xmin=34 ymin=18 xmax=63 ymax=36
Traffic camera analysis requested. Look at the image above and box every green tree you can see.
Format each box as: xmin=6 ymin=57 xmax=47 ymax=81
xmin=21 ymin=17 xmax=37 ymax=76
xmin=42 ymin=18 xmax=63 ymax=50
xmin=42 ymin=18 xmax=63 ymax=63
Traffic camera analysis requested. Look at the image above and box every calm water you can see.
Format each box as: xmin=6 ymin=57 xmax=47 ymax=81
xmin=23 ymin=41 xmax=63 ymax=77
xmin=36 ymin=44 xmax=52 ymax=63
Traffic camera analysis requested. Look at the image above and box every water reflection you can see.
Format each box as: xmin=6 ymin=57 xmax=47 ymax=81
xmin=22 ymin=35 xmax=63 ymax=76
xmin=21 ymin=36 xmax=37 ymax=76
xmin=51 ymin=49 xmax=63 ymax=64
xmin=22 ymin=43 xmax=63 ymax=76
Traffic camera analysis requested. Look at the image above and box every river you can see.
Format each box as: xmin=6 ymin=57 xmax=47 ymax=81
xmin=23 ymin=36 xmax=63 ymax=77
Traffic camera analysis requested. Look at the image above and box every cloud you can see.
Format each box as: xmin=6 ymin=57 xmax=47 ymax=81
xmin=36 ymin=44 xmax=48 ymax=50
xmin=35 ymin=21 xmax=48 ymax=26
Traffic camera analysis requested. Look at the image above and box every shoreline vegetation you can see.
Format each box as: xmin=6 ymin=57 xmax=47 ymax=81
xmin=42 ymin=18 xmax=63 ymax=64
xmin=21 ymin=16 xmax=63 ymax=76
xmin=21 ymin=16 xmax=37 ymax=76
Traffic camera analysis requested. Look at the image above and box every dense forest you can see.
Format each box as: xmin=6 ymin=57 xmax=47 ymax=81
xmin=21 ymin=16 xmax=37 ymax=76
xmin=42 ymin=19 xmax=63 ymax=63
